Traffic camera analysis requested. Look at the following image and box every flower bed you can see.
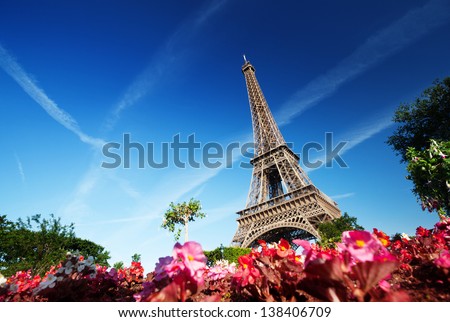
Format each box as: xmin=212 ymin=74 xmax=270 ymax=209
xmin=1 ymin=219 xmax=449 ymax=302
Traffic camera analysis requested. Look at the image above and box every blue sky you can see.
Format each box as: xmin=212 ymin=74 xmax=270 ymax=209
xmin=1 ymin=0 xmax=450 ymax=271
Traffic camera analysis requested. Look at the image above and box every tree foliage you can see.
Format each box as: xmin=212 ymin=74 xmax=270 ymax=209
xmin=406 ymin=140 xmax=450 ymax=217
xmin=387 ymin=77 xmax=450 ymax=163
xmin=317 ymin=212 xmax=364 ymax=248
xmin=0 ymin=214 xmax=110 ymax=276
xmin=204 ymin=246 xmax=251 ymax=266
xmin=131 ymin=253 xmax=141 ymax=263
xmin=113 ymin=261 xmax=125 ymax=270
xmin=161 ymin=198 xmax=205 ymax=242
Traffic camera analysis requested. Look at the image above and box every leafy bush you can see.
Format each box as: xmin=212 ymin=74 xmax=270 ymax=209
xmin=0 ymin=214 xmax=110 ymax=276
xmin=406 ymin=140 xmax=450 ymax=217
xmin=204 ymin=246 xmax=251 ymax=266
xmin=317 ymin=212 xmax=364 ymax=248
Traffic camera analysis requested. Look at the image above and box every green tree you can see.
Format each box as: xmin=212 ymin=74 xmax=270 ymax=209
xmin=113 ymin=261 xmax=124 ymax=270
xmin=161 ymin=198 xmax=205 ymax=242
xmin=406 ymin=140 xmax=450 ymax=217
xmin=204 ymin=246 xmax=251 ymax=266
xmin=387 ymin=77 xmax=450 ymax=163
xmin=131 ymin=253 xmax=141 ymax=262
xmin=0 ymin=214 xmax=110 ymax=276
xmin=68 ymin=237 xmax=110 ymax=266
xmin=317 ymin=212 xmax=364 ymax=248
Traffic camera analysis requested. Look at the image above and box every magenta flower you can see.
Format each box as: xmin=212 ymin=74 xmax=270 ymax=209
xmin=434 ymin=250 xmax=450 ymax=268
xmin=133 ymin=282 xmax=156 ymax=302
xmin=293 ymin=239 xmax=311 ymax=253
xmin=171 ymin=241 xmax=207 ymax=282
xmin=174 ymin=241 xmax=207 ymax=273
xmin=154 ymin=256 xmax=174 ymax=281
xmin=293 ymin=239 xmax=337 ymax=267
xmin=339 ymin=230 xmax=384 ymax=262
xmin=378 ymin=279 xmax=391 ymax=292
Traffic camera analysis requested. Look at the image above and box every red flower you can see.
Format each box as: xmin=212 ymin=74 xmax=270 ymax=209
xmin=276 ymin=238 xmax=291 ymax=258
xmin=257 ymin=240 xmax=267 ymax=248
xmin=233 ymin=255 xmax=260 ymax=287
xmin=393 ymin=248 xmax=412 ymax=264
xmin=373 ymin=228 xmax=391 ymax=247
xmin=257 ymin=240 xmax=275 ymax=257
xmin=416 ymin=226 xmax=430 ymax=237
xmin=392 ymin=240 xmax=403 ymax=251
xmin=399 ymin=263 xmax=413 ymax=274
xmin=432 ymin=232 xmax=446 ymax=247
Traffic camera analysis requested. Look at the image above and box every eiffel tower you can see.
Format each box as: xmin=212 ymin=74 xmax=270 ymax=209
xmin=232 ymin=57 xmax=341 ymax=248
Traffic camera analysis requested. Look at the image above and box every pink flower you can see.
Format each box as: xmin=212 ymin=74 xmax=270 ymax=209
xmin=207 ymin=260 xmax=236 ymax=281
xmin=173 ymin=241 xmax=207 ymax=278
xmin=154 ymin=242 xmax=207 ymax=285
xmin=434 ymin=250 xmax=450 ymax=268
xmin=378 ymin=279 xmax=391 ymax=292
xmin=207 ymin=265 xmax=229 ymax=280
xmin=339 ymin=230 xmax=384 ymax=262
xmin=207 ymin=265 xmax=228 ymax=280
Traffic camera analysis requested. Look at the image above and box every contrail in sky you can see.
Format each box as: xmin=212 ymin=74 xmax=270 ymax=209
xmin=0 ymin=44 xmax=105 ymax=148
xmin=14 ymin=153 xmax=26 ymax=183
xmin=276 ymin=0 xmax=450 ymax=126
xmin=104 ymin=0 xmax=227 ymax=131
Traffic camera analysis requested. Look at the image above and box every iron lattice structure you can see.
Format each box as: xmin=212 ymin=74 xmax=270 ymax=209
xmin=232 ymin=59 xmax=341 ymax=248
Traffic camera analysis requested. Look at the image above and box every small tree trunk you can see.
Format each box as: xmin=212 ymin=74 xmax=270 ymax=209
xmin=184 ymin=216 xmax=189 ymax=242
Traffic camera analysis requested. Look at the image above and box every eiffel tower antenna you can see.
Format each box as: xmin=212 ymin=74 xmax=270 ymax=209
xmin=232 ymin=59 xmax=341 ymax=247
xmin=243 ymin=54 xmax=247 ymax=63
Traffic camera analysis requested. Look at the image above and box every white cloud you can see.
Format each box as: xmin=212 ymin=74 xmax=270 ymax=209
xmin=0 ymin=44 xmax=105 ymax=148
xmin=276 ymin=0 xmax=450 ymax=126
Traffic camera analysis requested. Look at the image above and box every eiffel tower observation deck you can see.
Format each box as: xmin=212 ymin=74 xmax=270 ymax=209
xmin=232 ymin=57 xmax=341 ymax=248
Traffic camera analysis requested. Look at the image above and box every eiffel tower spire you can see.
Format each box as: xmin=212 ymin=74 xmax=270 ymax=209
xmin=242 ymin=59 xmax=285 ymax=157
xmin=232 ymin=59 xmax=341 ymax=248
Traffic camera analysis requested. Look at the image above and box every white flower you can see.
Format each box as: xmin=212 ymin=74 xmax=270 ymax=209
xmin=77 ymin=264 xmax=86 ymax=272
xmin=401 ymin=233 xmax=411 ymax=240
xmin=85 ymin=256 xmax=95 ymax=266
xmin=89 ymin=272 xmax=97 ymax=279
xmin=0 ymin=273 xmax=7 ymax=287
xmin=57 ymin=267 xmax=65 ymax=274
xmin=36 ymin=274 xmax=57 ymax=291
xmin=214 ymin=259 xmax=230 ymax=267
xmin=46 ymin=274 xmax=57 ymax=284
xmin=65 ymin=267 xmax=73 ymax=275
